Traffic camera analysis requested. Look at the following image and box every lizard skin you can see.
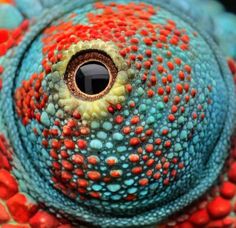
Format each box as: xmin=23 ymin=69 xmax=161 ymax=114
xmin=0 ymin=0 xmax=236 ymax=227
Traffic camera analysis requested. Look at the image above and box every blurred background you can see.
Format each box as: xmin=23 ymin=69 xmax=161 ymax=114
xmin=219 ymin=0 xmax=236 ymax=13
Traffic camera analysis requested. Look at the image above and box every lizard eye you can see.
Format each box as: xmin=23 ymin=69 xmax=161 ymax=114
xmin=1 ymin=1 xmax=235 ymax=228
xmin=65 ymin=50 xmax=118 ymax=100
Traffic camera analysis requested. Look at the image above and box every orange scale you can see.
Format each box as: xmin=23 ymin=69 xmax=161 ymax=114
xmin=140 ymin=29 xmax=149 ymax=36
xmin=87 ymin=171 xmax=101 ymax=181
xmin=165 ymin=85 xmax=171 ymax=94
xmin=77 ymin=179 xmax=88 ymax=188
xmin=129 ymin=101 xmax=136 ymax=108
xmin=163 ymin=178 xmax=170 ymax=185
xmin=147 ymin=89 xmax=155 ymax=97
xmin=119 ymin=49 xmax=127 ymax=57
xmin=61 ymin=160 xmax=73 ymax=171
xmin=180 ymin=107 xmax=185 ymax=113
xmin=163 ymin=170 xmax=169 ymax=176
xmin=106 ymin=158 xmax=117 ymax=166
xmin=171 ymin=170 xmax=177 ymax=177
xmin=50 ymin=150 xmax=58 ymax=159
xmin=155 ymin=163 xmax=162 ymax=170
xmin=153 ymin=172 xmax=161 ymax=180
xmin=173 ymin=96 xmax=181 ymax=105
xmin=73 ymin=168 xmax=84 ymax=177
xmin=155 ymin=150 xmax=162 ymax=157
xmin=78 ymin=188 xmax=87 ymax=195
xmin=110 ymin=170 xmax=122 ymax=178
xmin=169 ymin=37 xmax=179 ymax=46
xmin=156 ymin=56 xmax=163 ymax=63
xmin=41 ymin=140 xmax=48 ymax=148
xmin=132 ymin=166 xmax=143 ymax=175
xmin=144 ymin=60 xmax=152 ymax=69
xmin=167 ymin=62 xmax=175 ymax=71
xmin=168 ymin=114 xmax=175 ymax=122
xmin=180 ymin=44 xmax=189 ymax=51
xmin=139 ymin=178 xmax=149 ymax=186
xmin=135 ymin=126 xmax=143 ymax=135
xmin=145 ymin=129 xmax=153 ymax=136
xmin=163 ymin=96 xmax=169 ymax=103
xmin=181 ymin=34 xmax=190 ymax=44
xmin=87 ymin=156 xmax=99 ymax=165
xmin=156 ymin=43 xmax=164 ymax=49
xmin=61 ymin=171 xmax=72 ymax=181
xmin=52 ymin=162 xmax=61 ymax=170
xmin=146 ymin=170 xmax=153 ymax=177
xmin=146 ymin=159 xmax=155 ymax=167
xmin=131 ymin=45 xmax=138 ymax=52
xmin=125 ymin=84 xmax=133 ymax=93
xmin=135 ymin=63 xmax=142 ymax=70
xmin=178 ymin=163 xmax=184 ymax=169
xmin=129 ymin=54 xmax=136 ymax=61
xmin=164 ymin=140 xmax=171 ymax=148
xmin=192 ymin=112 xmax=198 ymax=120
xmin=171 ymin=105 xmax=178 ymax=113
xmin=184 ymin=65 xmax=192 ymax=73
xmin=145 ymin=144 xmax=154 ymax=153
xmin=130 ymin=37 xmax=139 ymax=44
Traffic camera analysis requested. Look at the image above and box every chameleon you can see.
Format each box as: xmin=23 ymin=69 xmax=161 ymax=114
xmin=0 ymin=0 xmax=236 ymax=227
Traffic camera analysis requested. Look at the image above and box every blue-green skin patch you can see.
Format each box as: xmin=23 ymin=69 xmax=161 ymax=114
xmin=0 ymin=0 xmax=235 ymax=227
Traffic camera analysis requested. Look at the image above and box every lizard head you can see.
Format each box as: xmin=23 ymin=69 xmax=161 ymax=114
xmin=0 ymin=0 xmax=235 ymax=226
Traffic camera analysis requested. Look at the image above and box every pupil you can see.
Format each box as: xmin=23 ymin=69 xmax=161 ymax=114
xmin=75 ymin=61 xmax=110 ymax=95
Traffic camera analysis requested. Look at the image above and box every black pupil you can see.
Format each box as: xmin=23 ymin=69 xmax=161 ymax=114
xmin=75 ymin=61 xmax=110 ymax=95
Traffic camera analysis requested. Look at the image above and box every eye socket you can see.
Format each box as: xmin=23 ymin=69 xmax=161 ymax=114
xmin=64 ymin=50 xmax=118 ymax=100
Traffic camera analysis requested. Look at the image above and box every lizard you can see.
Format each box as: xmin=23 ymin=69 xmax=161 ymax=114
xmin=0 ymin=0 xmax=236 ymax=227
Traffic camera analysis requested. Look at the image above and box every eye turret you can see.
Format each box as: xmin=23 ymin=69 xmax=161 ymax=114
xmin=5 ymin=1 xmax=235 ymax=227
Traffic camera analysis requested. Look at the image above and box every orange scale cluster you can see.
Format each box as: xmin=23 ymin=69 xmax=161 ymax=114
xmin=125 ymin=125 xmax=183 ymax=186
xmin=107 ymin=103 xmax=123 ymax=114
xmin=41 ymin=119 xmax=112 ymax=200
xmin=121 ymin=118 xmax=154 ymax=145
xmin=40 ymin=3 xmax=163 ymax=72
xmin=0 ymin=20 xmax=29 ymax=57
xmin=129 ymin=151 xmax=181 ymax=187
xmin=130 ymin=35 xmax=194 ymax=127
xmin=93 ymin=2 xmax=156 ymax=23
xmin=167 ymin=30 xmax=190 ymax=52
xmin=14 ymin=73 xmax=48 ymax=125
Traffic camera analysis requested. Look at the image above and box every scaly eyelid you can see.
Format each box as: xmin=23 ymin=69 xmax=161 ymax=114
xmin=43 ymin=39 xmax=135 ymax=121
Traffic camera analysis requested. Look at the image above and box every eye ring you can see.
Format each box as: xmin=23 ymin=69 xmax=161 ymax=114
xmin=64 ymin=50 xmax=118 ymax=101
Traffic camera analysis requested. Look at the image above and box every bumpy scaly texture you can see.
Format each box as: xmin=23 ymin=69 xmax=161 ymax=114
xmin=0 ymin=0 xmax=236 ymax=227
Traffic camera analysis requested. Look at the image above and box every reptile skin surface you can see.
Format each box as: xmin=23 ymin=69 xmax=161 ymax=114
xmin=0 ymin=0 xmax=236 ymax=227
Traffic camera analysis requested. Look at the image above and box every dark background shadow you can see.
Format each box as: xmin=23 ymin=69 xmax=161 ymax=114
xmin=219 ymin=0 xmax=236 ymax=13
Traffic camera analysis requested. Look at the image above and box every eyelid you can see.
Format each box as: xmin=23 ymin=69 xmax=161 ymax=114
xmin=44 ymin=39 xmax=135 ymax=121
